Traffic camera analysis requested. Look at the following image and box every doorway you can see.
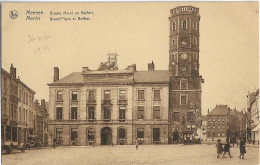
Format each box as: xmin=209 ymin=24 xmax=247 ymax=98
xmin=101 ymin=127 xmax=112 ymax=145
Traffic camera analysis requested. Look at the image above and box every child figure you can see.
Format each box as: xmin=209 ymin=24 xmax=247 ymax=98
xmin=222 ymin=141 xmax=232 ymax=158
xmin=216 ymin=139 xmax=223 ymax=158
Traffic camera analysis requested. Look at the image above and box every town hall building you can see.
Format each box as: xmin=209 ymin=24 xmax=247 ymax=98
xmin=47 ymin=6 xmax=203 ymax=146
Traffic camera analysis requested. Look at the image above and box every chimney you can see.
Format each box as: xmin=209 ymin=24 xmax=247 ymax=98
xmin=148 ymin=61 xmax=154 ymax=71
xmin=41 ymin=99 xmax=46 ymax=110
xmin=54 ymin=67 xmax=59 ymax=82
xmin=10 ymin=64 xmax=16 ymax=78
xmin=132 ymin=64 xmax=136 ymax=72
xmin=125 ymin=64 xmax=136 ymax=72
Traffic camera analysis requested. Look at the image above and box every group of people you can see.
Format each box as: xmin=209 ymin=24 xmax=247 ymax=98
xmin=216 ymin=138 xmax=246 ymax=159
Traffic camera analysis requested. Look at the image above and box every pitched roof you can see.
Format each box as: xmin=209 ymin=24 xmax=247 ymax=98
xmin=48 ymin=70 xmax=170 ymax=86
xmin=134 ymin=70 xmax=170 ymax=84
xmin=208 ymin=105 xmax=228 ymax=116
xmin=49 ymin=72 xmax=83 ymax=85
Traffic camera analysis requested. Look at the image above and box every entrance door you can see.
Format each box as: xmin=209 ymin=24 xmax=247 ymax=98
xmin=101 ymin=127 xmax=112 ymax=145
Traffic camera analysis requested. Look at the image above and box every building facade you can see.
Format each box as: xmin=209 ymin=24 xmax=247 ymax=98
xmin=247 ymin=89 xmax=259 ymax=143
xmin=168 ymin=6 xmax=203 ymax=143
xmin=206 ymin=105 xmax=245 ymax=142
xmin=1 ymin=64 xmax=36 ymax=149
xmin=34 ymin=99 xmax=49 ymax=146
xmin=47 ymin=63 xmax=169 ymax=146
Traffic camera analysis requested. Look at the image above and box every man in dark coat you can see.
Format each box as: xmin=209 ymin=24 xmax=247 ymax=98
xmin=216 ymin=139 xmax=223 ymax=158
xmin=239 ymin=138 xmax=246 ymax=159
xmin=222 ymin=141 xmax=232 ymax=158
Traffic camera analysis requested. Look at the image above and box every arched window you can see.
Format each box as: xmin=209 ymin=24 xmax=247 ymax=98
xmin=172 ymin=39 xmax=175 ymax=45
xmin=118 ymin=128 xmax=126 ymax=141
xmin=182 ymin=20 xmax=187 ymax=29
xmin=193 ymin=38 xmax=197 ymax=45
xmin=88 ymin=128 xmax=94 ymax=142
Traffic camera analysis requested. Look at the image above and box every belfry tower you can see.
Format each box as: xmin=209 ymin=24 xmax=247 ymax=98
xmin=168 ymin=6 xmax=204 ymax=143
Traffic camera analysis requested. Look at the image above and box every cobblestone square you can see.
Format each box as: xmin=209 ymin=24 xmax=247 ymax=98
xmin=2 ymin=144 xmax=259 ymax=165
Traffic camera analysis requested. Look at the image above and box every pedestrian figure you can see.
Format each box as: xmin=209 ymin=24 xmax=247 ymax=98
xmin=237 ymin=138 xmax=240 ymax=147
xmin=216 ymin=139 xmax=223 ymax=158
xmin=53 ymin=137 xmax=56 ymax=149
xmin=231 ymin=137 xmax=235 ymax=147
xmin=136 ymin=139 xmax=139 ymax=150
xmin=239 ymin=138 xmax=246 ymax=159
xmin=222 ymin=141 xmax=232 ymax=158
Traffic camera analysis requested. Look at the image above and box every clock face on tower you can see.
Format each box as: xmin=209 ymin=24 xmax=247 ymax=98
xmin=179 ymin=36 xmax=189 ymax=47
xmin=181 ymin=53 xmax=187 ymax=59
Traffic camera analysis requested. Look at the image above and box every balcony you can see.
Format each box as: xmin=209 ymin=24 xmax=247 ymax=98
xmin=102 ymin=99 xmax=112 ymax=105
xmin=103 ymin=119 xmax=111 ymax=122
xmin=87 ymin=100 xmax=96 ymax=105
xmin=119 ymin=119 xmax=125 ymax=122
xmin=118 ymin=99 xmax=127 ymax=105
xmin=88 ymin=119 xmax=95 ymax=122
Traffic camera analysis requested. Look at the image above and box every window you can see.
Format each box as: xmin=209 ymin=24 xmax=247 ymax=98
xmin=23 ymin=92 xmax=25 ymax=104
xmin=12 ymin=127 xmax=17 ymax=142
xmin=153 ymin=128 xmax=160 ymax=142
xmin=104 ymin=90 xmax=111 ymax=100
xmin=180 ymin=79 xmax=188 ymax=89
xmin=71 ymin=107 xmax=77 ymax=120
xmin=72 ymin=91 xmax=77 ymax=101
xmin=154 ymin=90 xmax=160 ymax=100
xmin=56 ymin=107 xmax=63 ymax=120
xmin=119 ymin=90 xmax=126 ymax=100
xmin=119 ymin=106 xmax=126 ymax=121
xmin=193 ymin=38 xmax=197 ymax=45
xmin=187 ymin=112 xmax=194 ymax=122
xmin=26 ymin=110 xmax=27 ymax=123
xmin=88 ymin=128 xmax=94 ymax=142
xmin=57 ymin=91 xmax=63 ymax=101
xmin=137 ymin=128 xmax=144 ymax=141
xmin=173 ymin=112 xmax=180 ymax=121
xmin=26 ymin=93 xmax=28 ymax=105
xmin=138 ymin=106 xmax=144 ymax=119
xmin=222 ymin=133 xmax=225 ymax=137
xmin=138 ymin=90 xmax=145 ymax=100
xmin=172 ymin=39 xmax=175 ymax=45
xmin=218 ymin=126 xmax=220 ymax=129
xmin=71 ymin=128 xmax=78 ymax=142
xmin=212 ymin=132 xmax=215 ymax=137
xmin=103 ymin=107 xmax=111 ymax=120
xmin=153 ymin=106 xmax=160 ymax=119
xmin=182 ymin=20 xmax=187 ymax=29
xmin=56 ymin=128 xmax=63 ymax=143
xmin=88 ymin=106 xmax=95 ymax=120
xmin=172 ymin=22 xmax=176 ymax=31
xmin=19 ymin=107 xmax=22 ymax=123
xmin=88 ymin=91 xmax=95 ymax=102
xmin=23 ymin=109 xmax=25 ymax=123
xmin=6 ymin=126 xmax=11 ymax=141
xmin=119 ymin=128 xmax=126 ymax=141
xmin=180 ymin=94 xmax=187 ymax=105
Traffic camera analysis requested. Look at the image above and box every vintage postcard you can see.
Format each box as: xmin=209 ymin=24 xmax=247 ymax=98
xmin=1 ymin=2 xmax=259 ymax=165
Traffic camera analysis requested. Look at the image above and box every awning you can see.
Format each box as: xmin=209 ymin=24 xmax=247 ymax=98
xmin=252 ymin=125 xmax=259 ymax=132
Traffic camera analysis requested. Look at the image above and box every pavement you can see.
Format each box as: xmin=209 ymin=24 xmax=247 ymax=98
xmin=2 ymin=144 xmax=260 ymax=165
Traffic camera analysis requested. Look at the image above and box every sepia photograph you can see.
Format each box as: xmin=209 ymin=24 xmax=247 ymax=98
xmin=1 ymin=2 xmax=259 ymax=165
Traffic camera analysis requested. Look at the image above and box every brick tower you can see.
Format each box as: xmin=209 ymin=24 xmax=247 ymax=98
xmin=168 ymin=6 xmax=204 ymax=144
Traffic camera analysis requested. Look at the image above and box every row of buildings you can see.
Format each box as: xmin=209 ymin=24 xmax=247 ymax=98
xmin=1 ymin=65 xmax=49 ymax=148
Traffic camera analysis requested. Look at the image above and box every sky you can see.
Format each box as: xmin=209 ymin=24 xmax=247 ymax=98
xmin=1 ymin=2 xmax=259 ymax=115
